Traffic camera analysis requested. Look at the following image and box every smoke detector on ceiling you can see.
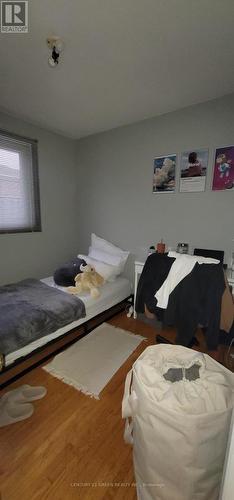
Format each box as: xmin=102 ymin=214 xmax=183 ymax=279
xmin=47 ymin=36 xmax=64 ymax=68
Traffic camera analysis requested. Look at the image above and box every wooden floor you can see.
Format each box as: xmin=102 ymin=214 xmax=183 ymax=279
xmin=0 ymin=312 xmax=232 ymax=500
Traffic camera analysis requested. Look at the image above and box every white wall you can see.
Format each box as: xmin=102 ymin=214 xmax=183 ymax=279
xmin=75 ymin=94 xmax=234 ymax=280
xmin=0 ymin=112 xmax=79 ymax=285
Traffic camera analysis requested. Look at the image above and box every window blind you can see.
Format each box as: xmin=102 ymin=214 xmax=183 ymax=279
xmin=0 ymin=130 xmax=41 ymax=233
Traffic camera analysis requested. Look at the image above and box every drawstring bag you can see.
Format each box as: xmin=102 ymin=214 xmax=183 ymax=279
xmin=122 ymin=345 xmax=234 ymax=500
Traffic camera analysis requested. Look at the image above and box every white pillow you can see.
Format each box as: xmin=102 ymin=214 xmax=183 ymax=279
xmin=78 ymin=254 xmax=119 ymax=282
xmin=88 ymin=246 xmax=123 ymax=266
xmin=91 ymin=233 xmax=129 ymax=272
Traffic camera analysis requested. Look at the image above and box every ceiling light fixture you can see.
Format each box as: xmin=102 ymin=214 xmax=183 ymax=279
xmin=47 ymin=36 xmax=64 ymax=68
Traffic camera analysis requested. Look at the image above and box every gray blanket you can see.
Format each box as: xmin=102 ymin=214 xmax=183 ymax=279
xmin=0 ymin=279 xmax=86 ymax=356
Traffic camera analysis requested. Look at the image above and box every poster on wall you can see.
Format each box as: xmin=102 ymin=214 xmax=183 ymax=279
xmin=152 ymin=154 xmax=176 ymax=193
xmin=212 ymin=146 xmax=234 ymax=191
xmin=179 ymin=149 xmax=209 ymax=192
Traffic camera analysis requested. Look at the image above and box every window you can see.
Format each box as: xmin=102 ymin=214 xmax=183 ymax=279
xmin=0 ymin=130 xmax=41 ymax=233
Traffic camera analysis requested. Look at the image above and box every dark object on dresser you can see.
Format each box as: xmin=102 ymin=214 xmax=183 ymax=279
xmin=54 ymin=257 xmax=87 ymax=286
xmin=193 ymin=248 xmax=224 ymax=265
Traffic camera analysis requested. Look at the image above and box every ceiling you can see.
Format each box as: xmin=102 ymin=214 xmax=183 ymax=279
xmin=0 ymin=0 xmax=234 ymax=139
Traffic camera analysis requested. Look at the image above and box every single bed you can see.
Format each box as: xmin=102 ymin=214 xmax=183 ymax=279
xmin=0 ymin=275 xmax=132 ymax=386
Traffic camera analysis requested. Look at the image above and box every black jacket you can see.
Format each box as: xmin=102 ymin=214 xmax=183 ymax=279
xmin=135 ymin=253 xmax=174 ymax=321
xmin=136 ymin=254 xmax=225 ymax=350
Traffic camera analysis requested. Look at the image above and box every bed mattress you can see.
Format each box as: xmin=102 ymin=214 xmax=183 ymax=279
xmin=5 ymin=276 xmax=132 ymax=366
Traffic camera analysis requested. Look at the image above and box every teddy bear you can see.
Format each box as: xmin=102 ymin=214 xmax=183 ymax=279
xmin=68 ymin=263 xmax=104 ymax=298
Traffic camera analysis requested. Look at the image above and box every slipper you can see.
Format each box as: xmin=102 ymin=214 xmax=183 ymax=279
xmin=1 ymin=385 xmax=47 ymax=404
xmin=0 ymin=400 xmax=34 ymax=428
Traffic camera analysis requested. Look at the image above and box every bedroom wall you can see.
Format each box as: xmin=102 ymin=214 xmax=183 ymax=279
xmin=75 ymin=93 xmax=234 ymax=281
xmin=0 ymin=111 xmax=79 ymax=285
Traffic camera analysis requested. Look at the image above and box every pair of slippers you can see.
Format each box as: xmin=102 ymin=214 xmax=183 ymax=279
xmin=0 ymin=385 xmax=47 ymax=428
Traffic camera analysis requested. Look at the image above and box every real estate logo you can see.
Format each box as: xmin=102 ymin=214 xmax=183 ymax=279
xmin=1 ymin=1 xmax=28 ymax=32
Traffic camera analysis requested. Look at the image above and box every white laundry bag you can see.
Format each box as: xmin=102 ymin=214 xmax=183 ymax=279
xmin=122 ymin=345 xmax=234 ymax=500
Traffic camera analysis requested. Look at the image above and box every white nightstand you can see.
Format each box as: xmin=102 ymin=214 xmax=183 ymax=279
xmin=133 ymin=260 xmax=145 ymax=318
xmin=227 ymin=269 xmax=234 ymax=296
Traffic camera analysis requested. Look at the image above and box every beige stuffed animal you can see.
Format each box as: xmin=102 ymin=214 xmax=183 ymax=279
xmin=68 ymin=263 xmax=104 ymax=298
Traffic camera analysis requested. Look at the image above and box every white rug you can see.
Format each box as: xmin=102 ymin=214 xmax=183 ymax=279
xmin=43 ymin=323 xmax=145 ymax=399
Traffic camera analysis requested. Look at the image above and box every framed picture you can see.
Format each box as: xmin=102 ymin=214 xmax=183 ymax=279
xmin=212 ymin=146 xmax=234 ymax=191
xmin=179 ymin=149 xmax=209 ymax=192
xmin=153 ymin=154 xmax=176 ymax=193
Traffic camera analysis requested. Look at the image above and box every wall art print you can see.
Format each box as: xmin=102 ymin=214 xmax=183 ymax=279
xmin=153 ymin=154 xmax=176 ymax=193
xmin=179 ymin=149 xmax=209 ymax=192
xmin=212 ymin=146 xmax=234 ymax=191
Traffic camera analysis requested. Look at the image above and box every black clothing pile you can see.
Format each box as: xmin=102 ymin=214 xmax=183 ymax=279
xmin=135 ymin=253 xmax=225 ymax=350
